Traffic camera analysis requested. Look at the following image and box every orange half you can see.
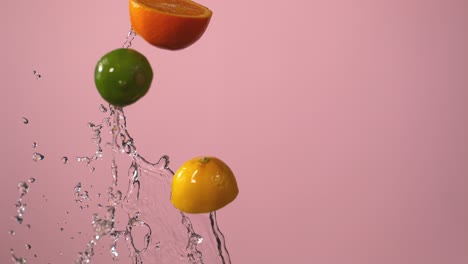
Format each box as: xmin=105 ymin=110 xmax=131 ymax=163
xmin=129 ymin=0 xmax=212 ymax=50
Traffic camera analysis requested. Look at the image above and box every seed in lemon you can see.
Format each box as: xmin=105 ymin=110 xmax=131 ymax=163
xmin=171 ymin=156 xmax=239 ymax=214
xmin=94 ymin=48 xmax=153 ymax=107
xmin=129 ymin=0 xmax=212 ymax=50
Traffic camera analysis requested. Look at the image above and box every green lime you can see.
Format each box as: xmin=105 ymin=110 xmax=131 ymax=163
xmin=94 ymin=48 xmax=153 ymax=107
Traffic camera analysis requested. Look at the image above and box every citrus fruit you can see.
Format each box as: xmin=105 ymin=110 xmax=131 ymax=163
xmin=94 ymin=48 xmax=153 ymax=107
xmin=129 ymin=0 xmax=212 ymax=50
xmin=171 ymin=156 xmax=239 ymax=214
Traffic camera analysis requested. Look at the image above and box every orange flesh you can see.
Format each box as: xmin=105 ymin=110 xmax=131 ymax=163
xmin=136 ymin=0 xmax=207 ymax=16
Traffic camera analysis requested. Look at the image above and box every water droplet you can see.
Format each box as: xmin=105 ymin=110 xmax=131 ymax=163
xmin=15 ymin=189 xmax=28 ymax=224
xmin=76 ymin=156 xmax=90 ymax=164
xmin=25 ymin=244 xmax=31 ymax=250
xmin=103 ymin=117 xmax=111 ymax=127
xmin=99 ymin=104 xmax=108 ymax=113
xmin=22 ymin=117 xmax=29 ymax=124
xmin=122 ymin=28 xmax=137 ymax=48
xmin=8 ymin=230 xmax=15 ymax=235
xmin=74 ymin=182 xmax=82 ymax=193
xmin=33 ymin=70 xmax=41 ymax=79
xmin=61 ymin=156 xmax=68 ymax=164
xmin=82 ymin=191 xmax=90 ymax=200
xmin=28 ymin=178 xmax=35 ymax=184
xmin=17 ymin=205 xmax=26 ymax=215
xmin=32 ymin=142 xmax=37 ymax=148
xmin=111 ymin=245 xmax=119 ymax=257
xmin=190 ymin=234 xmax=203 ymax=244
xmin=32 ymin=152 xmax=44 ymax=162
xmin=15 ymin=216 xmax=23 ymax=224
xmin=18 ymin=181 xmax=29 ymax=197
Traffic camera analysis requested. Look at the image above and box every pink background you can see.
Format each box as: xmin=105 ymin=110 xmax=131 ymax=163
xmin=1 ymin=0 xmax=467 ymax=263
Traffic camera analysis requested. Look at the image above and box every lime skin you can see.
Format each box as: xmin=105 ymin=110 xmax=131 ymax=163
xmin=94 ymin=48 xmax=153 ymax=107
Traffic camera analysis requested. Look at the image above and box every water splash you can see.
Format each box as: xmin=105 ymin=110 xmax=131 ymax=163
xmin=123 ymin=29 xmax=137 ymax=48
xmin=10 ymin=182 xmax=32 ymax=263
xmin=74 ymin=182 xmax=90 ymax=203
xmin=10 ymin=249 xmax=27 ymax=264
xmin=75 ymin=119 xmax=108 ymax=171
xmin=13 ymin=63 xmax=233 ymax=264
xmin=13 ymin=103 xmax=232 ymax=263
xmin=99 ymin=104 xmax=108 ymax=113
xmin=210 ymin=211 xmax=232 ymax=264
xmin=182 ymin=213 xmax=204 ymax=263
xmin=75 ymin=206 xmax=116 ymax=263
xmin=14 ymin=181 xmax=29 ymax=224
xmin=126 ymin=216 xmax=153 ymax=264
xmin=74 ymin=106 xmax=232 ymax=264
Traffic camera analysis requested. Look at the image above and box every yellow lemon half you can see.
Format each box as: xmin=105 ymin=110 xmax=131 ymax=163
xmin=171 ymin=156 xmax=239 ymax=214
